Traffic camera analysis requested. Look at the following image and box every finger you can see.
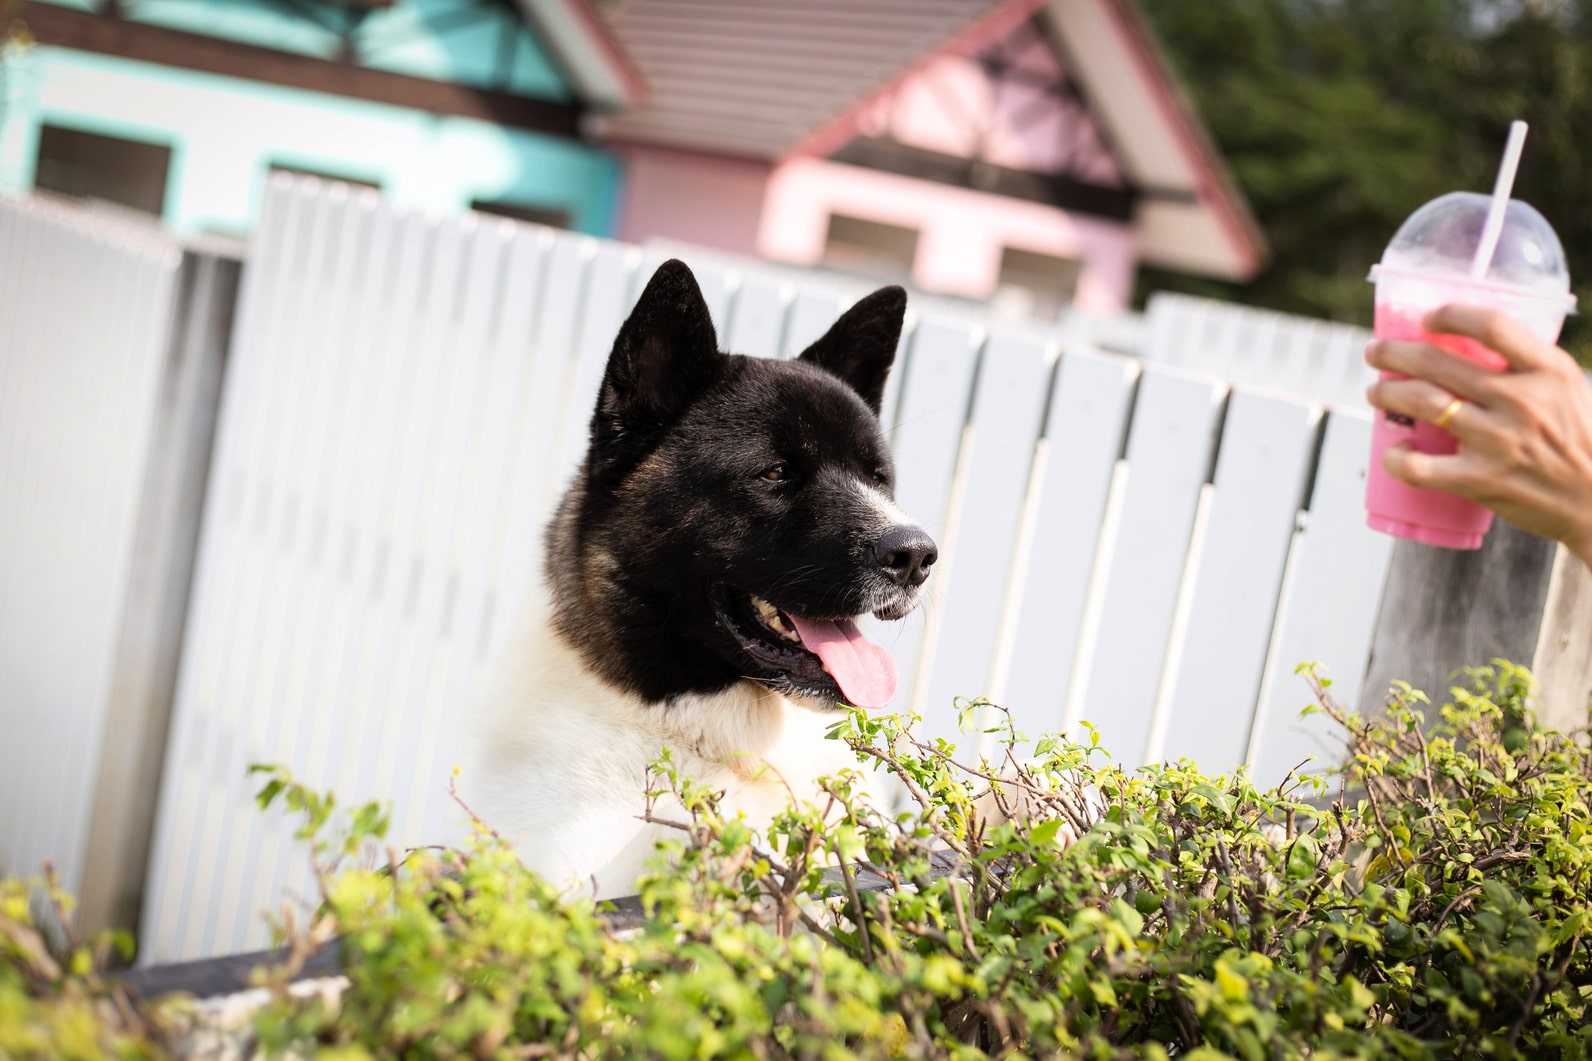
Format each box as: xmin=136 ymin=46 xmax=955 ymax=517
xmin=1423 ymin=304 xmax=1557 ymax=372
xmin=1364 ymin=338 xmax=1497 ymax=403
xmin=1381 ymin=443 xmax=1487 ymax=497
xmin=1365 ymin=378 xmax=1499 ymax=442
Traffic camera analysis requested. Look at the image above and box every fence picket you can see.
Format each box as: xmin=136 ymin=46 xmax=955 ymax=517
xmin=224 ymin=189 xmax=381 ymax=951
xmin=139 ymin=182 xmax=304 ymax=959
xmin=1158 ymin=390 xmax=1323 ymax=770
xmin=275 ymin=195 xmax=408 ymax=918
xmin=1003 ymin=349 xmax=1140 ymax=739
xmin=918 ymin=333 xmax=1052 ymax=744
xmin=725 ymin=275 xmax=789 ymax=359
xmin=381 ymin=218 xmax=513 ymax=862
xmin=882 ymin=319 xmax=981 ymax=720
xmin=9 ymin=214 xmax=78 ymax=876
xmin=1143 ymin=292 xmax=1371 ymax=410
xmin=489 ymin=232 xmax=592 ymax=621
xmin=313 ymin=207 xmax=434 ymax=854
xmin=204 ymin=185 xmax=370 ymax=956
xmin=4 ymin=212 xmax=61 ymax=872
xmin=555 ymin=243 xmax=643 ymax=487
xmin=1249 ymin=411 xmax=1392 ymax=786
xmin=782 ymin=288 xmax=846 ymax=360
xmin=0 ymin=202 xmax=177 ymax=896
xmin=169 ymin=182 xmax=334 ymax=959
xmin=1075 ymin=367 xmax=1228 ymax=767
xmin=419 ymin=223 xmax=553 ymax=842
xmin=291 ymin=197 xmax=394 ymax=799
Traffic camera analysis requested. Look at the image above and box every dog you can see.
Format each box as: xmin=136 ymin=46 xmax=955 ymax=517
xmin=463 ymin=260 xmax=938 ymax=897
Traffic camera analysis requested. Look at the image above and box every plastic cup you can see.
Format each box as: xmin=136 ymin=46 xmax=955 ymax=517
xmin=1366 ymin=192 xmax=1575 ymax=549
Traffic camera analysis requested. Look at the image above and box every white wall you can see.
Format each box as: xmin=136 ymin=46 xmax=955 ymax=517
xmin=759 ymin=157 xmax=1138 ymax=314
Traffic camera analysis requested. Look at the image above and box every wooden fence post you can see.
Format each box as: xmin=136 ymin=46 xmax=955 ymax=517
xmin=1359 ymin=520 xmax=1592 ymax=734
xmin=76 ymin=243 xmax=242 ymax=937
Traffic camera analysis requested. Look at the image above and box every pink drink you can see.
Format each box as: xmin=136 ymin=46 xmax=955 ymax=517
xmin=1365 ymin=193 xmax=1574 ymax=549
xmin=1365 ymin=300 xmax=1509 ymax=550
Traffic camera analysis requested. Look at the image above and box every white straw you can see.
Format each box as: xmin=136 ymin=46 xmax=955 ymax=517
xmin=1470 ymin=120 xmax=1529 ymax=280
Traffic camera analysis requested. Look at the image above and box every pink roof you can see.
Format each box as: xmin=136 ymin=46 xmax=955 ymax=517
xmin=595 ymin=0 xmax=1019 ymax=160
xmin=594 ymin=0 xmax=1266 ymax=280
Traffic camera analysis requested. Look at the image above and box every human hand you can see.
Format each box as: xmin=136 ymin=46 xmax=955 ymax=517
xmin=1365 ymin=304 xmax=1592 ymax=568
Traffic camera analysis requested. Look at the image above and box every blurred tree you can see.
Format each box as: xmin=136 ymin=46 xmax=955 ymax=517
xmin=1139 ymin=0 xmax=1592 ymax=360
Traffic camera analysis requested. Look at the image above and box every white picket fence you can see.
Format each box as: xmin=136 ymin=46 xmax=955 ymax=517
xmin=0 ymin=181 xmax=1397 ymax=964
xmin=1141 ymin=292 xmax=1373 ymax=410
xmin=0 ymin=197 xmax=181 ymax=898
xmin=641 ymin=239 xmax=1375 ymax=409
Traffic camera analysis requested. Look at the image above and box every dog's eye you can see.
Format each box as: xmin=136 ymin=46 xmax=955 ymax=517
xmin=761 ymin=463 xmax=789 ymax=482
xmin=872 ymin=469 xmax=891 ymax=487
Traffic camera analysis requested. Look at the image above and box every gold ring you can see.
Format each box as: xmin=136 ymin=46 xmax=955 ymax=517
xmin=1434 ymin=396 xmax=1464 ymax=431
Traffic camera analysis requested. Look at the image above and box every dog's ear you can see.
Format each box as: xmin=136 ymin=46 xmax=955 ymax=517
xmin=797 ymin=286 xmax=906 ymax=416
xmin=597 ymin=260 xmax=721 ymax=441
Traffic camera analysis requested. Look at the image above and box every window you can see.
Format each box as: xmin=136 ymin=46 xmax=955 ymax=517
xmin=990 ymin=245 xmax=1081 ymax=322
xmin=820 ymin=214 xmax=918 ymax=281
xmin=470 ymin=199 xmax=570 ymax=230
xmin=33 ymin=125 xmax=173 ymax=217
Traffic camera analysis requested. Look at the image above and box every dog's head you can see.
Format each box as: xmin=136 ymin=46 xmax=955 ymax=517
xmin=550 ymin=259 xmax=936 ymax=711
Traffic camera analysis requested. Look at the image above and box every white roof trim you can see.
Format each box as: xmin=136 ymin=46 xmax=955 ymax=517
xmin=515 ymin=0 xmax=646 ymax=108
xmin=1047 ymin=0 xmax=1265 ymax=279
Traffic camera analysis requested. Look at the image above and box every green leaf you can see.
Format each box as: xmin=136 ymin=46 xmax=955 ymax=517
xmin=1030 ymin=819 xmax=1063 ymax=847
xmin=1111 ymin=896 xmax=1145 ymax=937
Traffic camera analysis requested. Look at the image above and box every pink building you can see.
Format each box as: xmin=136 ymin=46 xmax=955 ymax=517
xmin=594 ymin=0 xmax=1265 ymax=318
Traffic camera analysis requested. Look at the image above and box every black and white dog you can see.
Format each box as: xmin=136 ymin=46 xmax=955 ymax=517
xmin=464 ymin=260 xmax=936 ymax=896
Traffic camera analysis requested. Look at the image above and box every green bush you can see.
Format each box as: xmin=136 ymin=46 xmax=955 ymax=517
xmin=4 ymin=662 xmax=1591 ymax=1059
xmin=0 ymin=876 xmax=153 ymax=1059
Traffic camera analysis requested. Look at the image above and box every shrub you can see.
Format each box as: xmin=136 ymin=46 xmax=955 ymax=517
xmin=0 ymin=876 xmax=153 ymax=1059
xmin=2 ymin=661 xmax=1590 ymax=1058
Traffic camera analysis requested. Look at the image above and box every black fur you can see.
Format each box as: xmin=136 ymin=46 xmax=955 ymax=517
xmin=796 ymin=285 xmax=906 ymax=416
xmin=545 ymin=260 xmax=933 ymax=707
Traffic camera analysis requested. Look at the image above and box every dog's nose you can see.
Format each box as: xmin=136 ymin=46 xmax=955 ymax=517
xmin=873 ymin=525 xmax=937 ymax=588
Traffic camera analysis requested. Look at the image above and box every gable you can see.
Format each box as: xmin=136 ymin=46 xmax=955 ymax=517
xmin=848 ymin=15 xmax=1124 ymax=187
xmin=832 ymin=14 xmax=1132 ymax=220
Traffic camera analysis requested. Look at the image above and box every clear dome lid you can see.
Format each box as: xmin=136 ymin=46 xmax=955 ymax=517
xmin=1372 ymin=191 xmax=1572 ymax=305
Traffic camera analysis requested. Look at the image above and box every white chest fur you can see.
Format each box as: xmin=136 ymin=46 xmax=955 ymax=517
xmin=461 ymin=598 xmax=864 ymax=898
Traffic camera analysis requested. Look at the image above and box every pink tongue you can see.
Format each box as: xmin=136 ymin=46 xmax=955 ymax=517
xmin=787 ymin=615 xmax=899 ymax=709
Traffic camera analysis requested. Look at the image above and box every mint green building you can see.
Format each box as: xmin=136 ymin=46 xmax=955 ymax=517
xmin=0 ymin=0 xmax=640 ymax=236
